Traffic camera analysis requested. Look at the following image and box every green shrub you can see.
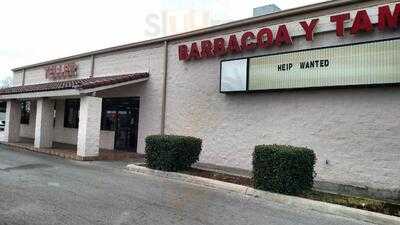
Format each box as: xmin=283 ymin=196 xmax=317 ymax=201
xmin=145 ymin=135 xmax=202 ymax=172
xmin=252 ymin=144 xmax=316 ymax=195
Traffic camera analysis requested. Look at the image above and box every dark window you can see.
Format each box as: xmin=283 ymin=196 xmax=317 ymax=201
xmin=0 ymin=102 xmax=6 ymax=131
xmin=101 ymin=108 xmax=117 ymax=131
xmin=20 ymin=101 xmax=31 ymax=124
xmin=101 ymin=98 xmax=139 ymax=131
xmin=64 ymin=99 xmax=80 ymax=128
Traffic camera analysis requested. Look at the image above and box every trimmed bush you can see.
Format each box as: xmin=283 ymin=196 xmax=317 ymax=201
xmin=145 ymin=135 xmax=202 ymax=172
xmin=253 ymin=144 xmax=316 ymax=195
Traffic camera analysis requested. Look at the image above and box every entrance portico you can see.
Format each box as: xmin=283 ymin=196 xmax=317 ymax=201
xmin=0 ymin=73 xmax=149 ymax=159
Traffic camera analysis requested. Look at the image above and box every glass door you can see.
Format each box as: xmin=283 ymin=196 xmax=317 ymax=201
xmin=101 ymin=97 xmax=140 ymax=152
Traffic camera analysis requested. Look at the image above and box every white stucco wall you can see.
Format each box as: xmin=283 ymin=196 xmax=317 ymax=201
xmin=164 ymin=1 xmax=400 ymax=190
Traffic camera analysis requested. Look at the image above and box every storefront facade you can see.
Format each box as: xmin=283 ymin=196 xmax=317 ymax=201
xmin=2 ymin=0 xmax=400 ymax=199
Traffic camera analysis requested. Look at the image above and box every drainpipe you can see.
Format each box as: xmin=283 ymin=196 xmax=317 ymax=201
xmin=160 ymin=41 xmax=168 ymax=135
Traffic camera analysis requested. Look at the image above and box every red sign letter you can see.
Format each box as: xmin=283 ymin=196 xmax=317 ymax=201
xmin=378 ymin=4 xmax=400 ymax=30
xmin=241 ymin=31 xmax=257 ymax=51
xmin=330 ymin=13 xmax=350 ymax=37
xmin=200 ymin=40 xmax=214 ymax=58
xmin=188 ymin=43 xmax=201 ymax=60
xmin=299 ymin=19 xmax=319 ymax=41
xmin=257 ymin=28 xmax=273 ymax=48
xmin=178 ymin=45 xmax=189 ymax=61
xmin=351 ymin=10 xmax=373 ymax=34
xmin=213 ymin=38 xmax=226 ymax=56
xmin=275 ymin=25 xmax=293 ymax=46
xmin=227 ymin=35 xmax=242 ymax=54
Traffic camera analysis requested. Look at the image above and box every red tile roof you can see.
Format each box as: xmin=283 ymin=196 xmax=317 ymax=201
xmin=0 ymin=73 xmax=149 ymax=95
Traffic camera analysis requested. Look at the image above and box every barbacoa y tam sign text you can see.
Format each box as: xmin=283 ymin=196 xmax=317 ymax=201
xmin=178 ymin=3 xmax=400 ymax=61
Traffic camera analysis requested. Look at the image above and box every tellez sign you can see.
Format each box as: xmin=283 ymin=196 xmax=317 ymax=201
xmin=178 ymin=3 xmax=400 ymax=61
xmin=45 ymin=63 xmax=78 ymax=80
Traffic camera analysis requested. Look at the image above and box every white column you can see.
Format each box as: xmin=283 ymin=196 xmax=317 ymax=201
xmin=34 ymin=98 xmax=55 ymax=148
xmin=4 ymin=100 xmax=21 ymax=142
xmin=77 ymin=96 xmax=102 ymax=157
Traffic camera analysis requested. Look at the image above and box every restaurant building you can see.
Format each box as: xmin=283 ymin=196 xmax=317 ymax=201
xmin=1 ymin=0 xmax=399 ymax=200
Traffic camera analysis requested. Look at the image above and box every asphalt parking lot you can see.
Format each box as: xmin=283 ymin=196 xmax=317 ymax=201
xmin=0 ymin=146 xmax=375 ymax=225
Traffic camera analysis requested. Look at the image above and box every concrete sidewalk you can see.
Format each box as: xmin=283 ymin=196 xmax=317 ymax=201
xmin=193 ymin=162 xmax=400 ymax=204
xmin=0 ymin=141 xmax=144 ymax=161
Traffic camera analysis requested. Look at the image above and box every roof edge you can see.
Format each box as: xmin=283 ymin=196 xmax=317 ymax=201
xmin=12 ymin=0 xmax=365 ymax=72
xmin=0 ymin=72 xmax=149 ymax=96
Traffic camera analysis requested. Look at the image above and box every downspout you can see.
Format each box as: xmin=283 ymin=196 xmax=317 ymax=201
xmin=160 ymin=41 xmax=168 ymax=135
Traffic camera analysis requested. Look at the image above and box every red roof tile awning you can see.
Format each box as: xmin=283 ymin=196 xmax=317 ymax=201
xmin=0 ymin=73 xmax=149 ymax=96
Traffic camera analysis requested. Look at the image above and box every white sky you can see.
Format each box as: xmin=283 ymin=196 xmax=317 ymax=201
xmin=0 ymin=0 xmax=326 ymax=80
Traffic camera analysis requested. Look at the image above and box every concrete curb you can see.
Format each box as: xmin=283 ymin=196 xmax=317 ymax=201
xmin=126 ymin=164 xmax=400 ymax=225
